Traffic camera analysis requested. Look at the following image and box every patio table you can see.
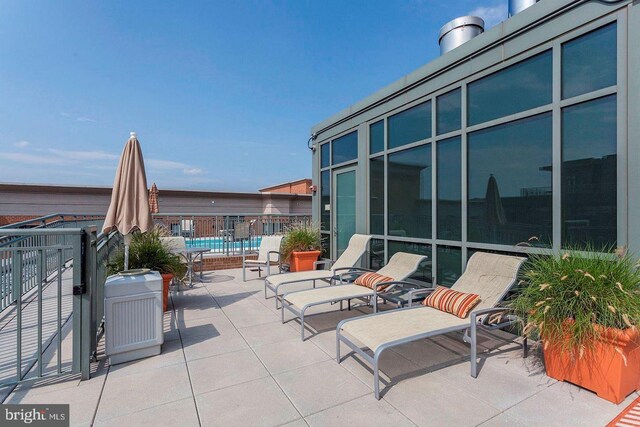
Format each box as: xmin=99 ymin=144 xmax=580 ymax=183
xmin=181 ymin=247 xmax=209 ymax=287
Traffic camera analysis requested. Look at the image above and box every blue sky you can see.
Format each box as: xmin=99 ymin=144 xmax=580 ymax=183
xmin=0 ymin=0 xmax=506 ymax=192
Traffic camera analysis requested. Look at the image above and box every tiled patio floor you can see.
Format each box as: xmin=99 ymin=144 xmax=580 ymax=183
xmin=3 ymin=268 xmax=637 ymax=426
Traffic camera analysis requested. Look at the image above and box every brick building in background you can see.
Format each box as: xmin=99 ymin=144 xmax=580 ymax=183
xmin=259 ymin=179 xmax=312 ymax=195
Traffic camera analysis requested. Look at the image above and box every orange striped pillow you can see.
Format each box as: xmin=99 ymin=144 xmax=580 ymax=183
xmin=423 ymin=286 xmax=481 ymax=318
xmin=354 ymin=272 xmax=395 ymax=291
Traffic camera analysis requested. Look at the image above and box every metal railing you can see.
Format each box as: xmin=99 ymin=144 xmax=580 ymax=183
xmin=153 ymin=213 xmax=312 ymax=255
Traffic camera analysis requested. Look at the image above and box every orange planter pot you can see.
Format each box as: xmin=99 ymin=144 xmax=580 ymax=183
xmin=290 ymin=251 xmax=321 ymax=272
xmin=161 ymin=273 xmax=173 ymax=312
xmin=543 ymin=326 xmax=640 ymax=404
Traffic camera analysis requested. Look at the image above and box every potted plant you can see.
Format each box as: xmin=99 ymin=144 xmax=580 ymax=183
xmin=281 ymin=224 xmax=322 ymax=272
xmin=108 ymin=226 xmax=186 ymax=311
xmin=510 ymin=248 xmax=640 ymax=404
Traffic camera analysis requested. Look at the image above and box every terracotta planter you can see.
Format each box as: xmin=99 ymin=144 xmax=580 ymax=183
xmin=543 ymin=325 xmax=640 ymax=404
xmin=290 ymin=251 xmax=321 ymax=272
xmin=160 ymin=273 xmax=173 ymax=312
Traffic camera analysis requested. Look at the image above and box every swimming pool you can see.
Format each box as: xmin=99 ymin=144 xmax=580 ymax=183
xmin=185 ymin=236 xmax=262 ymax=253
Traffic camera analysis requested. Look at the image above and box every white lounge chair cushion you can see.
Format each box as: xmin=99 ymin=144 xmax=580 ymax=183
xmin=244 ymin=259 xmax=269 ymax=265
xmin=266 ymin=270 xmax=334 ymax=286
xmin=340 ymin=306 xmax=467 ymax=352
xmin=285 ymin=284 xmax=374 ymax=308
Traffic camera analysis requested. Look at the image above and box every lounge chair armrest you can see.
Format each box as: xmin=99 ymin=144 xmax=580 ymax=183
xmin=407 ymin=287 xmax=436 ymax=307
xmin=335 ymin=267 xmax=375 ymax=284
xmin=314 ymin=259 xmax=335 ymax=269
xmin=267 ymin=251 xmax=281 ymax=262
xmin=469 ymin=307 xmax=513 ymax=325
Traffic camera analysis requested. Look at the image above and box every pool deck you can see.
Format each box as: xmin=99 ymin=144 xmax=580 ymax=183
xmin=2 ymin=268 xmax=636 ymax=426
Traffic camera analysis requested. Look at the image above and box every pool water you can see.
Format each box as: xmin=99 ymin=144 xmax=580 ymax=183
xmin=185 ymin=236 xmax=262 ymax=253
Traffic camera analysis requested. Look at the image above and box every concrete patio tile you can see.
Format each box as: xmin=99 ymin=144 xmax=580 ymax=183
xmin=501 ymin=380 xmax=638 ymax=427
xmin=382 ymin=369 xmax=501 ymax=426
xmin=237 ymin=320 xmax=299 ymax=347
xmin=181 ymin=329 xmax=249 ymax=361
xmin=177 ymin=315 xmax=237 ymax=339
xmin=95 ymin=362 xmax=192 ymax=421
xmin=221 ymin=298 xmax=281 ymax=328
xmin=273 ymin=359 xmax=370 ymax=416
xmin=305 ymin=394 xmax=415 ymax=427
xmin=107 ymin=339 xmax=185 ymax=378
xmin=6 ymin=376 xmax=105 ymax=427
xmin=188 ymin=348 xmax=269 ymax=395
xmin=172 ymin=304 xmax=225 ymax=323
xmin=252 ymin=338 xmax=330 ymax=375
xmin=212 ymin=291 xmax=261 ymax=307
xmin=196 ymin=377 xmax=300 ymax=427
xmin=281 ymin=419 xmax=309 ymax=427
xmin=94 ymin=397 xmax=199 ymax=427
xmin=477 ymin=412 xmax=528 ymax=426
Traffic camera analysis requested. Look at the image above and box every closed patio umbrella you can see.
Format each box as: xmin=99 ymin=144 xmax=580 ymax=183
xmin=148 ymin=183 xmax=159 ymax=214
xmin=103 ymin=132 xmax=153 ymax=271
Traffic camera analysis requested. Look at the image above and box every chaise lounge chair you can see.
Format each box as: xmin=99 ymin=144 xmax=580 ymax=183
xmin=336 ymin=252 xmax=527 ymax=399
xmin=242 ymin=235 xmax=283 ymax=281
xmin=281 ymin=252 xmax=428 ymax=340
xmin=264 ymin=234 xmax=372 ymax=308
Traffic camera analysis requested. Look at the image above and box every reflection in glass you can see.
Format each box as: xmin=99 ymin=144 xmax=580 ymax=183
xmin=437 ymin=88 xmax=461 ymax=135
xmin=335 ymin=170 xmax=356 ymax=257
xmin=388 ymin=102 xmax=432 ymax=149
xmin=332 ymin=131 xmax=358 ymax=165
xmin=388 ymin=241 xmax=432 ymax=284
xmin=321 ymin=233 xmax=331 ymax=258
xmin=468 ymin=113 xmax=552 ymax=245
xmin=320 ymin=171 xmax=330 ymax=231
xmin=369 ymin=238 xmax=385 ymax=270
xmin=370 ymin=120 xmax=384 ymax=154
xmin=370 ymin=156 xmax=384 ymax=235
xmin=562 ymin=23 xmax=616 ymax=100
xmin=437 ymin=246 xmax=462 ymax=287
xmin=388 ymin=145 xmax=432 ymax=239
xmin=468 ymin=50 xmax=552 ymax=126
xmin=437 ymin=137 xmax=461 ymax=241
xmin=562 ymin=95 xmax=617 ymax=249
xmin=321 ymin=143 xmax=330 ymax=168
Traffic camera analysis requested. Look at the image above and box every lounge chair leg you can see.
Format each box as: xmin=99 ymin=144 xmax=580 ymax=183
xmin=348 ymin=299 xmax=351 ymax=311
xmin=374 ymin=352 xmax=381 ymax=400
xmin=274 ymin=285 xmax=280 ymax=309
xmin=523 ymin=337 xmax=528 ymax=358
xmin=264 ymin=281 xmax=268 ymax=299
xmin=281 ymin=303 xmax=285 ymax=324
xmin=301 ymin=312 xmax=305 ymax=341
xmin=336 ymin=331 xmax=341 ymax=362
xmin=313 ymin=279 xmax=316 ymax=289
xmin=242 ymin=262 xmax=246 ymax=282
xmin=470 ymin=321 xmax=478 ymax=378
xmin=340 ymin=300 xmax=343 ymax=311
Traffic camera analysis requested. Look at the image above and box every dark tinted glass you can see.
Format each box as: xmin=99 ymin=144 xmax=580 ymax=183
xmin=562 ymin=95 xmax=617 ymax=249
xmin=321 ymin=143 xmax=330 ymax=168
xmin=468 ymin=51 xmax=552 ymax=126
xmin=388 ymin=102 xmax=432 ymax=149
xmin=437 ymin=137 xmax=461 ymax=241
xmin=437 ymin=246 xmax=462 ymax=287
xmin=388 ymin=145 xmax=432 ymax=239
xmin=370 ymin=238 xmax=385 ymax=270
xmin=320 ymin=171 xmax=330 ymax=231
xmin=437 ymin=88 xmax=461 ymax=135
xmin=370 ymin=156 xmax=384 ymax=235
xmin=332 ymin=131 xmax=358 ymax=164
xmin=562 ymin=23 xmax=617 ymax=100
xmin=468 ymin=113 xmax=553 ymax=246
xmin=388 ymin=241 xmax=432 ymax=284
xmin=370 ymin=120 xmax=384 ymax=154
xmin=321 ymin=233 xmax=331 ymax=258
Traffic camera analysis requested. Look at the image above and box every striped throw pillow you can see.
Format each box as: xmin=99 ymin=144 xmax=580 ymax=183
xmin=423 ymin=286 xmax=481 ymax=318
xmin=354 ymin=272 xmax=395 ymax=291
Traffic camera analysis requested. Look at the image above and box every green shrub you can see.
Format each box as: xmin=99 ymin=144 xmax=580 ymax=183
xmin=280 ymin=224 xmax=322 ymax=263
xmin=509 ymin=247 xmax=640 ymax=354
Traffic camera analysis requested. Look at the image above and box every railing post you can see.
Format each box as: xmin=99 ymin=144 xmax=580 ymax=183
xmin=71 ymin=232 xmax=83 ymax=374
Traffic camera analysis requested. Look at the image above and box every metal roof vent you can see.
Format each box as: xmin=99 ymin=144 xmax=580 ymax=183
xmin=509 ymin=0 xmax=538 ymax=17
xmin=438 ymin=16 xmax=485 ymax=56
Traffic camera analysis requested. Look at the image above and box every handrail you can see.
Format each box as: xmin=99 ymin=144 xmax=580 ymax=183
xmin=152 ymin=213 xmax=310 ymax=217
xmin=0 ymin=213 xmax=105 ymax=229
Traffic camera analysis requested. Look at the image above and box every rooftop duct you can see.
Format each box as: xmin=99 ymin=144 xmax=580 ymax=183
xmin=508 ymin=0 xmax=539 ymax=17
xmin=438 ymin=16 xmax=485 ymax=56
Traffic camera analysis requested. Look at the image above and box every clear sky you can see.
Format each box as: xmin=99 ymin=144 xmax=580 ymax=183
xmin=0 ymin=0 xmax=506 ymax=192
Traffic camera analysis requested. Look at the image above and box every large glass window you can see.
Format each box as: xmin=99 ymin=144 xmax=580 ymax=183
xmin=468 ymin=51 xmax=552 ymax=126
xmin=369 ymin=238 xmax=385 ymax=270
xmin=370 ymin=120 xmax=384 ymax=154
xmin=369 ymin=156 xmax=384 ymax=235
xmin=320 ymin=171 xmax=330 ymax=231
xmin=437 ymin=88 xmax=461 ymax=135
xmin=468 ymin=113 xmax=553 ymax=246
xmin=437 ymin=246 xmax=462 ymax=287
xmin=388 ymin=145 xmax=432 ymax=239
xmin=437 ymin=137 xmax=461 ymax=241
xmin=562 ymin=23 xmax=617 ymax=100
xmin=388 ymin=241 xmax=432 ymax=283
xmin=332 ymin=131 xmax=358 ymax=165
xmin=388 ymin=101 xmax=432 ymax=149
xmin=562 ymin=95 xmax=617 ymax=249
xmin=320 ymin=143 xmax=330 ymax=168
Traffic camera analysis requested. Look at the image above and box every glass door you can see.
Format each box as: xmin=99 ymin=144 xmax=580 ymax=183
xmin=332 ymin=167 xmax=357 ymax=257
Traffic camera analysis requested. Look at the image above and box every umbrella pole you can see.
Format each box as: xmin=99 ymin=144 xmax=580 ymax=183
xmin=124 ymin=233 xmax=132 ymax=271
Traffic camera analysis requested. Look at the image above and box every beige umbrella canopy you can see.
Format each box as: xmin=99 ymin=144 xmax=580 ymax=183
xmin=103 ymin=132 xmax=153 ymax=270
xmin=148 ymin=183 xmax=159 ymax=214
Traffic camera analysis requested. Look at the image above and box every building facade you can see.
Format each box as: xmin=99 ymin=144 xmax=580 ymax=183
xmin=260 ymin=179 xmax=313 ymax=195
xmin=311 ymin=0 xmax=638 ymax=286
